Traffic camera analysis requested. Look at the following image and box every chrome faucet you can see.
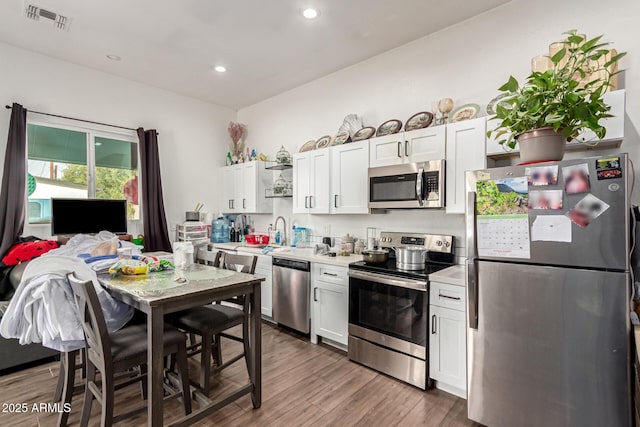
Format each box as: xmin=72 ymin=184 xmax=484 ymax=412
xmin=274 ymin=216 xmax=287 ymax=246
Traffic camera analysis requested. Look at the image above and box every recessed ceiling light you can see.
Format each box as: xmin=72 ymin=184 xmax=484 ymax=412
xmin=302 ymin=8 xmax=319 ymax=19
xmin=106 ymin=54 xmax=121 ymax=61
xmin=214 ymin=65 xmax=227 ymax=73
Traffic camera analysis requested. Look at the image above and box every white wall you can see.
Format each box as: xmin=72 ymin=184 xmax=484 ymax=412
xmin=238 ymin=0 xmax=640 ymax=251
xmin=0 ymin=41 xmax=235 ymax=240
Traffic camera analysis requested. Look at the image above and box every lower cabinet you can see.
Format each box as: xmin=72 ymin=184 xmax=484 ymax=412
xmin=237 ymin=251 xmax=273 ymax=319
xmin=429 ymin=281 xmax=466 ymax=398
xmin=312 ymin=263 xmax=348 ymax=347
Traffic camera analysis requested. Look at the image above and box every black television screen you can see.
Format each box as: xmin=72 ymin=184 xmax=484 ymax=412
xmin=51 ymin=198 xmax=127 ymax=235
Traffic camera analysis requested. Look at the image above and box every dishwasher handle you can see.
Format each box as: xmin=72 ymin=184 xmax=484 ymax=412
xmin=272 ymin=257 xmax=311 ymax=272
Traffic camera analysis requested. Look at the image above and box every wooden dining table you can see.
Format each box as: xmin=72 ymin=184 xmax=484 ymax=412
xmin=98 ymin=264 xmax=263 ymax=427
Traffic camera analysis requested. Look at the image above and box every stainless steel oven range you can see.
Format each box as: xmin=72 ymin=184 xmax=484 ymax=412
xmin=348 ymin=231 xmax=454 ymax=389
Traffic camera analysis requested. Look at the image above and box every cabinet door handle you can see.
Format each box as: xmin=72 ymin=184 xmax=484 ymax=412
xmin=432 ymin=314 xmax=437 ymax=334
xmin=228 ymin=200 xmax=232 ymax=209
xmin=309 ymin=195 xmax=313 ymax=208
xmin=439 ymin=293 xmax=461 ymax=301
xmin=334 ymin=194 xmax=338 ymax=208
xmin=304 ymin=196 xmax=309 ymax=208
xmin=231 ymin=199 xmax=234 ymax=209
xmin=314 ymin=287 xmax=318 ymax=302
xmin=397 ymin=141 xmax=402 ymax=158
xmin=323 ymin=272 xmax=338 ymax=277
xmin=405 ymin=140 xmax=409 ymax=157
xmin=243 ymin=198 xmax=246 ymax=209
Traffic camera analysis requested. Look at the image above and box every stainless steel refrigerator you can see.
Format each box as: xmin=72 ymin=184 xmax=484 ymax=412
xmin=465 ymin=154 xmax=631 ymax=427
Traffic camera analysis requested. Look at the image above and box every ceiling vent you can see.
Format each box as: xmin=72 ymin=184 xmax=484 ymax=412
xmin=24 ymin=2 xmax=71 ymax=31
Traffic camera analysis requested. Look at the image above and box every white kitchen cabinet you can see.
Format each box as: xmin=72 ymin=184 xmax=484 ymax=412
xmin=222 ymin=166 xmax=237 ymax=212
xmin=330 ymin=140 xmax=369 ymax=214
xmin=369 ymin=126 xmax=446 ymax=168
xmin=485 ymin=116 xmax=516 ymax=157
xmin=221 ymin=162 xmax=272 ymax=214
xmin=446 ymin=117 xmax=487 ymax=214
xmin=312 ymin=263 xmax=348 ymax=347
xmin=570 ymin=88 xmax=626 ymax=145
xmin=429 ymin=304 xmax=466 ymax=395
xmin=237 ymin=250 xmax=273 ymax=318
xmin=292 ymin=150 xmax=330 ymax=214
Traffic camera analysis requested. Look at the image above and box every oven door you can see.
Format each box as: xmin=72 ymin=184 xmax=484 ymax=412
xmin=368 ymin=161 xmax=444 ymax=209
xmin=348 ymin=270 xmax=428 ymax=357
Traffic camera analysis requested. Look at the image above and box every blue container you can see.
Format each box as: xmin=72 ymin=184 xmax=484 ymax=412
xmin=211 ymin=215 xmax=230 ymax=243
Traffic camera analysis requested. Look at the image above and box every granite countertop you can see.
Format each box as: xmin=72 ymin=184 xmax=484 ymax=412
xmin=428 ymin=264 xmax=465 ymax=287
xmin=210 ymin=243 xmax=363 ymax=267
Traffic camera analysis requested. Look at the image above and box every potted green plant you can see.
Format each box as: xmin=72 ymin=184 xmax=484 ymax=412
xmin=488 ymin=30 xmax=625 ymax=163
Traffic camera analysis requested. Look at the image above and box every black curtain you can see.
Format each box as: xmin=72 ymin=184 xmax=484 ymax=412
xmin=0 ymin=104 xmax=27 ymax=259
xmin=137 ymin=128 xmax=172 ymax=252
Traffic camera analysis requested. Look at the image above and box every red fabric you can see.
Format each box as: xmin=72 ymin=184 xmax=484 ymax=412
xmin=2 ymin=240 xmax=59 ymax=266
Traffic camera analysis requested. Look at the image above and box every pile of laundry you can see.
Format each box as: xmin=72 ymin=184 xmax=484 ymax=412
xmin=0 ymin=231 xmax=150 ymax=352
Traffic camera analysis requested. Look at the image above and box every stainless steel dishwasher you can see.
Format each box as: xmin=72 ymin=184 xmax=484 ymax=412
xmin=272 ymin=257 xmax=311 ymax=334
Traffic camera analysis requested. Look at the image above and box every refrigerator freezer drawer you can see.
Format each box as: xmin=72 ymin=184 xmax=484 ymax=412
xmin=467 ymin=261 xmax=630 ymax=427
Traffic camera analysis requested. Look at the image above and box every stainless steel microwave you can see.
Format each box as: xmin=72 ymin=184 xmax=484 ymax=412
xmin=368 ymin=160 xmax=445 ymax=209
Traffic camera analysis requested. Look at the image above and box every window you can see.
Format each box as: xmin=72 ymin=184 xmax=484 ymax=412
xmin=27 ymin=122 xmax=140 ymax=224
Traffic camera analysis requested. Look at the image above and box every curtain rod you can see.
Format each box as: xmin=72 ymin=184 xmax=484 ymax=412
xmin=4 ymin=105 xmax=156 ymax=134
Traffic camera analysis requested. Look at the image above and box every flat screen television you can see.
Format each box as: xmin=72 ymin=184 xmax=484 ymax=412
xmin=51 ymin=198 xmax=127 ymax=236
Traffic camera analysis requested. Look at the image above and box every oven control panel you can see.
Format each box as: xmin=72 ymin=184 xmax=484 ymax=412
xmin=379 ymin=232 xmax=454 ymax=253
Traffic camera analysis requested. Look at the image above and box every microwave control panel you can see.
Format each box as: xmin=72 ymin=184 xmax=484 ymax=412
xmin=425 ymin=171 xmax=440 ymax=200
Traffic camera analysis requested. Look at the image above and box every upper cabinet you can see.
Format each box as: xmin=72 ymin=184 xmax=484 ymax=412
xmin=487 ymin=89 xmax=626 ymax=158
xmin=292 ymin=150 xmax=330 ymax=214
xmin=293 ymin=140 xmax=369 ymax=215
xmin=330 ymin=140 xmax=369 ymax=214
xmin=446 ymin=117 xmax=487 ymax=214
xmin=222 ymin=162 xmax=273 ymax=214
xmin=369 ymin=126 xmax=446 ymax=168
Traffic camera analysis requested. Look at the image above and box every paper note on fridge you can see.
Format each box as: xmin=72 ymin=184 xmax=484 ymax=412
xmin=531 ymin=215 xmax=572 ymax=242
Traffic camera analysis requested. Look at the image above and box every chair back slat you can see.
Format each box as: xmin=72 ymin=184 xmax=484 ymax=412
xmin=67 ymin=273 xmax=112 ymax=368
xmin=219 ymin=253 xmax=257 ymax=274
xmin=195 ymin=247 xmax=221 ymax=267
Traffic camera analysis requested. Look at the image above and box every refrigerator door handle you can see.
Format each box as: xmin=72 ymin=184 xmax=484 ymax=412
xmin=466 ymin=190 xmax=477 ymax=259
xmin=467 ymin=259 xmax=478 ymax=329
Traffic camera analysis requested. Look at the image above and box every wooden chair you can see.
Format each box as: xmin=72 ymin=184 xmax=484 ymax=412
xmin=170 ymin=253 xmax=257 ymax=394
xmin=195 ymin=246 xmax=221 ymax=266
xmin=67 ymin=273 xmax=192 ymax=426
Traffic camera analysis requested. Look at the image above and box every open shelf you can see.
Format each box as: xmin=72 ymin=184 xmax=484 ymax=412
xmin=265 ymin=163 xmax=292 ymax=170
xmin=266 ymin=194 xmax=293 ymax=199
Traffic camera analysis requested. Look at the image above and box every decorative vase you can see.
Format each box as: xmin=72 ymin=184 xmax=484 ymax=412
xmin=516 ymin=127 xmax=566 ymax=164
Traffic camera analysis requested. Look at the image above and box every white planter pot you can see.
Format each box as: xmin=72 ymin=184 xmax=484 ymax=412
xmin=516 ymin=128 xmax=566 ymax=163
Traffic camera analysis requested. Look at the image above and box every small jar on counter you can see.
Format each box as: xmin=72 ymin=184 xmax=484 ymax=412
xmin=340 ymin=233 xmax=355 ymax=254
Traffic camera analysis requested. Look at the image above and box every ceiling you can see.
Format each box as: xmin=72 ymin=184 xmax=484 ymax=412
xmin=0 ymin=0 xmax=509 ymax=109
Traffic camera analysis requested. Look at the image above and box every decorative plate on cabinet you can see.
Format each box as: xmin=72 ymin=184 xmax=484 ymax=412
xmin=376 ymin=119 xmax=403 ymax=137
xmin=330 ymin=131 xmax=351 ymax=146
xmin=450 ymin=104 xmax=480 ymax=122
xmin=486 ymin=93 xmax=515 ymax=115
xmin=404 ymin=112 xmax=434 ymax=131
xmin=351 ymin=126 xmax=376 ymax=141
xmin=299 ymin=140 xmax=316 ymax=152
xmin=315 ymin=135 xmax=332 ymax=149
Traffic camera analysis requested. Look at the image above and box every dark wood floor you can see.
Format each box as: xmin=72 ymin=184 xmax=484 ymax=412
xmin=0 ymin=323 xmax=479 ymax=426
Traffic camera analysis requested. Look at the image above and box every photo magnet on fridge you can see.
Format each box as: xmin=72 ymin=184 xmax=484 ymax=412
xmin=566 ymin=193 xmax=610 ymax=228
xmin=562 ymin=164 xmax=590 ymax=195
xmin=525 ymin=165 xmax=558 ymax=186
xmin=595 ymin=157 xmax=622 ymax=180
xmin=529 ymin=190 xmax=563 ymax=210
